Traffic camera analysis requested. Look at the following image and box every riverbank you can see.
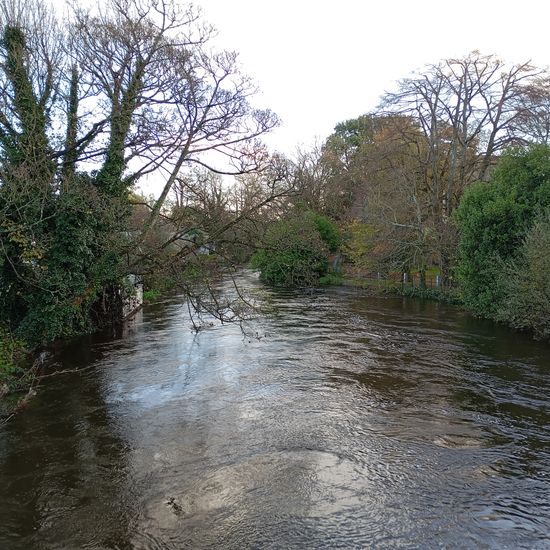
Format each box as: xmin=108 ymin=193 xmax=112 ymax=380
xmin=320 ymin=273 xmax=463 ymax=304
xmin=327 ymin=272 xmax=550 ymax=343
xmin=0 ymin=278 xmax=145 ymax=418
xmin=0 ymin=333 xmax=41 ymax=419
xmin=0 ymin=329 xmax=29 ymax=399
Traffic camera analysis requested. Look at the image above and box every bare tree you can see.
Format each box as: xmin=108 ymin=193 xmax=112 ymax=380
xmin=68 ymin=0 xmax=278 ymax=233
xmin=0 ymin=0 xmax=282 ymax=342
xmin=511 ymin=76 xmax=550 ymax=145
xmin=381 ymin=51 xmax=546 ymax=284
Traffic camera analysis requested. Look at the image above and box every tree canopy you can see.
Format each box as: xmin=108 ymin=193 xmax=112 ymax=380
xmin=455 ymin=145 xmax=550 ymax=318
xmin=0 ymin=0 xmax=283 ymax=344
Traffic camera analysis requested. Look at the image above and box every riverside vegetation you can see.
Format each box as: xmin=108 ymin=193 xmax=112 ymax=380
xmin=0 ymin=0 xmax=287 ymax=392
xmin=2 ymin=1 xmax=550 ymax=395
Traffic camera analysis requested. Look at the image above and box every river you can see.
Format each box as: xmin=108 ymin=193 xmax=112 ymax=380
xmin=1 ymin=272 xmax=549 ymax=549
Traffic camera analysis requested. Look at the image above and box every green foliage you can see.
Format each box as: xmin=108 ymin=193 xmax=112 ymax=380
xmin=496 ymin=211 xmax=550 ymax=340
xmin=342 ymin=220 xmax=376 ymax=269
xmin=318 ymin=273 xmax=343 ymax=286
xmin=250 ymin=213 xmax=329 ymax=287
xmin=305 ymin=211 xmax=340 ymax=251
xmin=5 ymin=176 xmax=128 ymax=346
xmin=400 ymin=285 xmax=463 ymax=305
xmin=331 ymin=115 xmax=378 ymax=149
xmin=455 ymin=145 xmax=550 ymax=317
xmin=0 ymin=326 xmax=27 ymax=390
xmin=0 ymin=19 xmax=134 ymax=347
xmin=143 ymin=289 xmax=161 ymax=301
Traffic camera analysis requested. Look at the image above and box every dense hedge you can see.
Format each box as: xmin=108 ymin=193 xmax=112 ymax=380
xmin=251 ymin=211 xmax=338 ymax=287
xmin=455 ymin=145 xmax=550 ymax=339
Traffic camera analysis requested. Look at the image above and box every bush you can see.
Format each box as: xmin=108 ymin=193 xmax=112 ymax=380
xmin=455 ymin=145 xmax=550 ymax=317
xmin=400 ymin=285 xmax=463 ymax=304
xmin=306 ymin=211 xmax=341 ymax=251
xmin=318 ymin=273 xmax=343 ymax=286
xmin=143 ymin=289 xmax=162 ymax=302
xmin=0 ymin=327 xmax=27 ymax=391
xmin=251 ymin=214 xmax=329 ymax=286
xmin=496 ymin=211 xmax=550 ymax=340
xmin=1 ymin=176 xmax=128 ymax=346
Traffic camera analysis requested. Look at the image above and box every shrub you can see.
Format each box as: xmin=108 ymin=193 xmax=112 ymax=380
xmin=455 ymin=145 xmax=550 ymax=317
xmin=143 ymin=289 xmax=162 ymax=302
xmin=306 ymin=211 xmax=341 ymax=251
xmin=400 ymin=285 xmax=463 ymax=304
xmin=318 ymin=273 xmax=343 ymax=286
xmin=496 ymin=211 xmax=550 ymax=340
xmin=0 ymin=327 xmax=27 ymax=391
xmin=251 ymin=214 xmax=329 ymax=286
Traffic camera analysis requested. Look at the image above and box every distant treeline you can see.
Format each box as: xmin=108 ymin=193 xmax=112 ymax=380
xmin=253 ymin=52 xmax=550 ymax=340
xmin=2 ymin=0 xmax=550 ymax=394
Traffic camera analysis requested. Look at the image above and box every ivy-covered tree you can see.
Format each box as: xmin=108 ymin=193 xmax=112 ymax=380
xmin=0 ymin=0 xmax=279 ymax=346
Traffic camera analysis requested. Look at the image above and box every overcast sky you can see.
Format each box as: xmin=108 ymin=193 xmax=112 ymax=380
xmin=194 ymin=0 xmax=550 ymax=155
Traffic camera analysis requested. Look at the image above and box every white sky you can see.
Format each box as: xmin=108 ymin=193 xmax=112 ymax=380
xmin=194 ymin=0 xmax=550 ymax=155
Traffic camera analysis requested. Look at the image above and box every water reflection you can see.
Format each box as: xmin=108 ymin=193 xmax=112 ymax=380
xmin=0 ymin=370 xmax=135 ymax=548
xmin=1 ymin=274 xmax=549 ymax=549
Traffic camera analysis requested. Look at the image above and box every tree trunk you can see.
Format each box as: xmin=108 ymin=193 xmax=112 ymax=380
xmin=440 ymin=252 xmax=452 ymax=289
xmin=419 ymin=266 xmax=427 ymax=290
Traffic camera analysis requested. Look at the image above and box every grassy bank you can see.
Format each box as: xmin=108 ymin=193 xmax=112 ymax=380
xmin=320 ymin=273 xmax=463 ymax=304
xmin=143 ymin=288 xmax=162 ymax=302
xmin=399 ymin=284 xmax=464 ymax=304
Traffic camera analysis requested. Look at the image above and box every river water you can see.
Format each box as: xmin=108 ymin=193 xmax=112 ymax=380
xmin=1 ymin=273 xmax=549 ymax=549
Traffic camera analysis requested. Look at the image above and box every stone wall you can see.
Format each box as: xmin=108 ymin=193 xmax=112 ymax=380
xmin=122 ymin=275 xmax=143 ymax=319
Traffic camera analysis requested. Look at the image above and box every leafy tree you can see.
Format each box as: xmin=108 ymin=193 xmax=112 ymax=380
xmin=0 ymin=0 xmax=280 ymax=345
xmin=497 ymin=211 xmax=550 ymax=339
xmin=318 ymin=115 xmax=436 ymax=281
xmin=300 ymin=53 xmax=550 ymax=287
xmin=342 ymin=220 xmax=376 ymax=271
xmin=305 ymin=211 xmax=340 ymax=251
xmin=250 ymin=212 xmax=329 ymax=287
xmin=381 ymin=52 xmax=547 ymax=285
xmin=455 ymin=145 xmax=550 ymax=317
